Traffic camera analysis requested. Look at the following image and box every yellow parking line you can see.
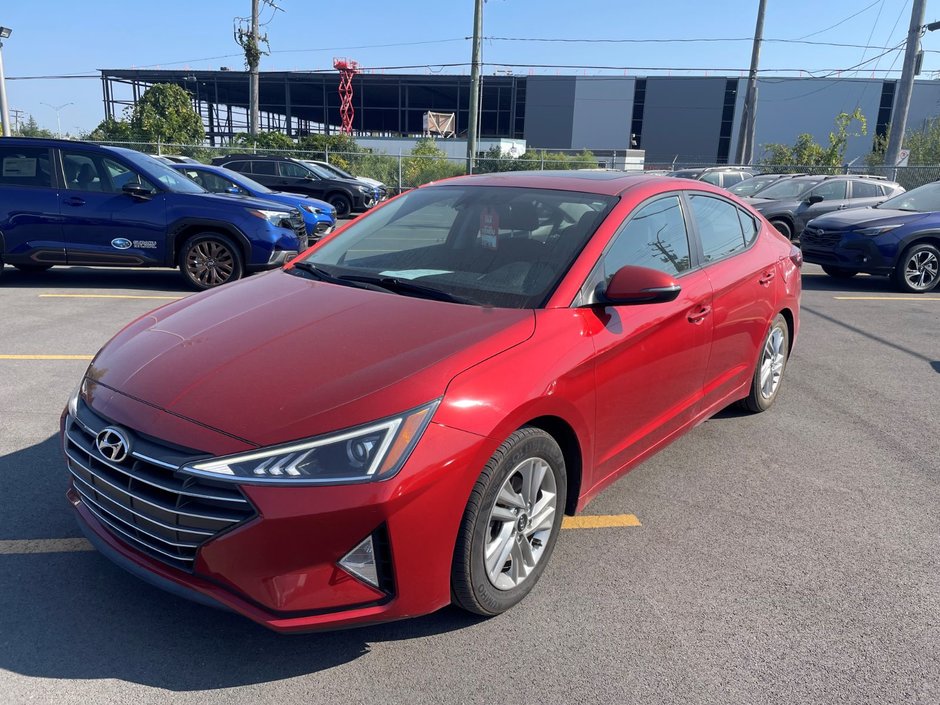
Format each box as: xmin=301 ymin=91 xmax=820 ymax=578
xmin=0 ymin=354 xmax=93 ymax=360
xmin=39 ymin=294 xmax=184 ymax=300
xmin=563 ymin=514 xmax=641 ymax=529
xmin=834 ymin=296 xmax=940 ymax=301
xmin=0 ymin=538 xmax=95 ymax=555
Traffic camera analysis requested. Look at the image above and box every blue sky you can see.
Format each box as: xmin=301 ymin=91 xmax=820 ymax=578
xmin=2 ymin=0 xmax=936 ymax=132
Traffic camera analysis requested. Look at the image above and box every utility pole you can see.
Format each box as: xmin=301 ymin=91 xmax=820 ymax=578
xmin=884 ymin=0 xmax=928 ymax=168
xmin=734 ymin=0 xmax=767 ymax=165
xmin=249 ymin=0 xmax=259 ymax=135
xmin=466 ymin=0 xmax=483 ymax=172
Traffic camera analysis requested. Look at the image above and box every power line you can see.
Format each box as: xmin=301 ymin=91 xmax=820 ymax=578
xmin=854 ymin=0 xmax=887 ymax=77
xmin=795 ymin=0 xmax=884 ymax=40
xmin=481 ymin=35 xmax=912 ymax=50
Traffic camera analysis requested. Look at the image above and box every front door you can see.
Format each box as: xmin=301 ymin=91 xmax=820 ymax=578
xmin=589 ymin=194 xmax=714 ymax=483
xmin=794 ymin=179 xmax=850 ymax=234
xmin=275 ymin=161 xmax=328 ymax=199
xmin=59 ymin=149 xmax=167 ymax=266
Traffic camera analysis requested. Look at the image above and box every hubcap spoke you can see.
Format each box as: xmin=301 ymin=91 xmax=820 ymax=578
xmin=759 ymin=326 xmax=785 ymax=399
xmin=484 ymin=524 xmax=515 ymax=583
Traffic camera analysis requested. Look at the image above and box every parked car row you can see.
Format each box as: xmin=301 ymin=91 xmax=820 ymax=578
xmin=0 ymin=138 xmax=339 ymax=290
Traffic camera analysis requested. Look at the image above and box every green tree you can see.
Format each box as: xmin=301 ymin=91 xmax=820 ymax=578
xmin=761 ymin=108 xmax=867 ymax=167
xmin=232 ymin=131 xmax=297 ymax=153
xmin=129 ymin=83 xmax=204 ymax=147
xmin=402 ymin=138 xmax=464 ymax=187
xmin=13 ymin=115 xmax=55 ymax=138
xmin=87 ymin=116 xmax=134 ymax=142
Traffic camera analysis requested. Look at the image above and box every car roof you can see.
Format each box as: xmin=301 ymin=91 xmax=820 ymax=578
xmin=215 ymin=154 xmax=300 ymax=161
xmin=426 ymin=170 xmax=692 ymax=196
xmin=0 ymin=136 xmax=104 ymax=149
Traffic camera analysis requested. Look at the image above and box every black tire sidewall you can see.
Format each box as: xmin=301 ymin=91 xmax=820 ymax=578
xmin=894 ymin=242 xmax=940 ymax=293
xmin=179 ymin=233 xmax=244 ymax=291
xmin=462 ymin=430 xmax=567 ymax=615
xmin=329 ymin=193 xmax=353 ymax=218
xmin=770 ymin=219 xmax=792 ymax=240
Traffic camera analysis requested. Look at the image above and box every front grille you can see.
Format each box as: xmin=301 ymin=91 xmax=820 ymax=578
xmin=802 ymin=228 xmax=842 ymax=247
xmin=65 ymin=400 xmax=255 ymax=571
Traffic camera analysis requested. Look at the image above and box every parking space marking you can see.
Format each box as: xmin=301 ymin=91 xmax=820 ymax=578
xmin=0 ymin=538 xmax=95 ymax=555
xmin=834 ymin=296 xmax=940 ymax=301
xmin=562 ymin=514 xmax=641 ymax=529
xmin=0 ymin=354 xmax=94 ymax=360
xmin=39 ymin=294 xmax=184 ymax=300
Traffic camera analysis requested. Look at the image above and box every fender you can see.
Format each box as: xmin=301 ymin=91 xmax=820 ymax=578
xmin=166 ymin=217 xmax=253 ymax=266
xmin=897 ymin=229 xmax=940 ymax=252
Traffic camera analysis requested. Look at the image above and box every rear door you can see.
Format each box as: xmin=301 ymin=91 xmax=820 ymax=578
xmin=59 ymin=148 xmax=167 ymax=266
xmin=687 ymin=193 xmax=777 ymax=410
xmin=0 ymin=143 xmax=65 ymax=265
xmin=849 ymin=179 xmax=889 ymax=209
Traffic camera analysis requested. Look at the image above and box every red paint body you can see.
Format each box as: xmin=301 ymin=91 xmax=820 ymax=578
xmin=65 ymin=173 xmax=800 ymax=632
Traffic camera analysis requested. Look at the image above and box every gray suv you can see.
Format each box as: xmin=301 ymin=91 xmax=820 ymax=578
xmin=668 ymin=167 xmax=756 ymax=188
xmin=747 ymin=175 xmax=904 ymax=240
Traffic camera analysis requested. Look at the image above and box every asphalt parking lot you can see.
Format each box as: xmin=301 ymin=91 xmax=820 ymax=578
xmin=0 ymin=263 xmax=937 ymax=705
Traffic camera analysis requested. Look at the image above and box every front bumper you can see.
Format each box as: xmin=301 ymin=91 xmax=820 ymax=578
xmin=65 ymin=407 xmax=491 ymax=633
xmin=801 ymin=232 xmax=896 ymax=275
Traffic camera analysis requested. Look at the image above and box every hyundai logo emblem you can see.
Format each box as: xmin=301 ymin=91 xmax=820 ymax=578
xmin=96 ymin=427 xmax=130 ymax=463
xmin=111 ymin=238 xmax=132 ymax=250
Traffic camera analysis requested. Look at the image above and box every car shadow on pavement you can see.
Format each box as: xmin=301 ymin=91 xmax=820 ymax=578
xmin=799 ymin=271 xmax=896 ymax=293
xmin=0 ymin=266 xmax=194 ymax=292
xmin=0 ymin=435 xmax=484 ymax=690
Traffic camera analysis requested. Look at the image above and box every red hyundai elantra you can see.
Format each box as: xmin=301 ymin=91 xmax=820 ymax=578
xmin=63 ymin=171 xmax=800 ymax=632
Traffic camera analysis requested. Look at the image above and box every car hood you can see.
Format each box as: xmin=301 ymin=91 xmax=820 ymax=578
xmin=178 ymin=191 xmax=299 ymax=213
xmin=806 ymin=208 xmax=930 ymax=230
xmin=272 ymin=192 xmax=332 ymax=210
xmin=84 ymin=270 xmax=535 ymax=448
xmin=749 ymin=197 xmax=798 ymax=212
xmin=356 ymin=177 xmax=383 ymax=188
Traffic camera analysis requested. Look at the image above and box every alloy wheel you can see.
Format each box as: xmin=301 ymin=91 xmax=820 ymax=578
xmin=484 ymin=456 xmax=558 ymax=591
xmin=186 ymin=240 xmax=235 ymax=287
xmin=759 ymin=326 xmax=786 ymax=399
xmin=904 ymin=249 xmax=939 ymax=291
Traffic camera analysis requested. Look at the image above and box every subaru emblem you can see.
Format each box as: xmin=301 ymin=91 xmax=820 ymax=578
xmin=95 ymin=427 xmax=130 ymax=463
xmin=111 ymin=238 xmax=132 ymax=250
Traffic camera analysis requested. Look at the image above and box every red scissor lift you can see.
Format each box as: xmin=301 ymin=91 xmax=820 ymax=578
xmin=333 ymin=57 xmax=360 ymax=135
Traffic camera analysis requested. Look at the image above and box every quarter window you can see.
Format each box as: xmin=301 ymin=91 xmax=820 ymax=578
xmin=0 ymin=146 xmax=52 ymax=188
xmin=604 ymin=196 xmax=692 ymax=277
xmin=689 ymin=194 xmax=750 ymax=262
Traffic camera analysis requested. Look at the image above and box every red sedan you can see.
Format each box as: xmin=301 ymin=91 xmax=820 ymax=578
xmin=63 ymin=171 xmax=801 ymax=632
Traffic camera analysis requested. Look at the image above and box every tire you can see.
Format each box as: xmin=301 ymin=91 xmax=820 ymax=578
xmin=821 ymin=265 xmax=859 ymax=279
xmin=893 ymin=242 xmax=940 ymax=293
xmin=178 ymin=233 xmax=244 ymax=291
xmin=769 ymin=219 xmax=793 ymax=240
xmin=13 ymin=264 xmax=53 ymax=273
xmin=452 ymin=427 xmax=567 ymax=616
xmin=328 ymin=193 xmax=353 ymax=218
xmin=740 ymin=313 xmax=790 ymax=413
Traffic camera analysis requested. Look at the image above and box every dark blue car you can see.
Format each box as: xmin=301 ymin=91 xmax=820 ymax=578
xmin=802 ymin=181 xmax=940 ymax=293
xmin=0 ymin=138 xmax=307 ymax=290
xmin=171 ymin=163 xmax=336 ymax=239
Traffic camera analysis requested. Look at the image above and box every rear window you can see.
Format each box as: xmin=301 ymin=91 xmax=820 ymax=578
xmin=0 ymin=146 xmax=52 ymax=188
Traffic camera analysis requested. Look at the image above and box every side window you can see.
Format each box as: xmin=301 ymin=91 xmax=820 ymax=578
xmin=63 ymin=153 xmax=103 ymax=192
xmin=0 ymin=146 xmax=52 ymax=188
xmin=224 ymin=160 xmax=250 ymax=173
xmin=852 ymin=181 xmax=882 ymax=198
xmin=701 ymin=172 xmax=722 ymax=186
xmin=251 ymin=161 xmax=277 ymax=176
xmin=604 ymin=196 xmax=692 ymax=277
xmin=192 ymin=170 xmax=240 ymax=193
xmin=809 ymin=180 xmax=847 ymax=201
xmin=738 ymin=210 xmax=759 ymax=245
xmin=101 ymin=157 xmax=154 ymax=192
xmin=278 ymin=161 xmax=311 ymax=178
xmin=723 ymin=172 xmax=746 ymax=186
xmin=689 ymin=194 xmax=748 ymax=262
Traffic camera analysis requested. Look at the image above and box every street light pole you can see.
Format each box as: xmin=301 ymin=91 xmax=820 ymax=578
xmin=884 ymin=0 xmax=929 ymax=168
xmin=0 ymin=27 xmax=12 ymax=137
xmin=42 ymin=102 xmax=74 ymax=138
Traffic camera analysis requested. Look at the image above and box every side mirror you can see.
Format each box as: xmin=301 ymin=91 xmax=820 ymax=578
xmin=806 ymin=194 xmax=824 ymax=205
xmin=122 ymin=182 xmax=153 ymax=200
xmin=226 ymin=186 xmax=241 ymax=194
xmin=596 ymin=265 xmax=681 ymax=305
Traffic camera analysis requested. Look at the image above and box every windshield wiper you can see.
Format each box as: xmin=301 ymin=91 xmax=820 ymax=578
xmin=290 ymin=262 xmax=388 ymax=293
xmin=338 ymin=274 xmax=475 ymax=305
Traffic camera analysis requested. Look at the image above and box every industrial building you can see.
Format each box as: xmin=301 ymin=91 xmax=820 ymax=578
xmin=100 ymin=69 xmax=940 ymax=165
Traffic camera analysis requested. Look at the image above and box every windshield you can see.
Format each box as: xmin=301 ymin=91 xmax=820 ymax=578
xmin=302 ymin=162 xmax=339 ymax=180
xmin=878 ymin=182 xmax=940 ymax=212
xmin=729 ymin=175 xmax=778 ymax=196
xmin=755 ymin=178 xmax=820 ymax=200
xmin=316 ymin=161 xmax=354 ymax=179
xmin=300 ymin=185 xmax=616 ymax=308
xmin=108 ymin=147 xmax=207 ymax=194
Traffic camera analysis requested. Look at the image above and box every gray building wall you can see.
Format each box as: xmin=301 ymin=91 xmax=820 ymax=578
xmin=639 ymin=77 xmax=729 ymax=164
xmin=905 ymin=80 xmax=940 ymax=133
xmin=523 ymin=76 xmax=577 ymax=149
xmin=570 ymin=77 xmax=635 ymax=150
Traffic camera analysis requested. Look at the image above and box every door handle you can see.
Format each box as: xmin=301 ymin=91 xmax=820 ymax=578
xmin=687 ymin=305 xmax=712 ymax=324
xmin=759 ymin=270 xmax=776 ymax=286
xmin=63 ymin=197 xmax=86 ymax=207
xmin=837 ymin=204 xmax=848 ymax=210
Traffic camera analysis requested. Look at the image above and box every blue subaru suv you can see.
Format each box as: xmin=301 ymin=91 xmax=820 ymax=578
xmin=0 ymin=138 xmax=307 ymax=290
xmin=802 ymin=181 xmax=940 ymax=293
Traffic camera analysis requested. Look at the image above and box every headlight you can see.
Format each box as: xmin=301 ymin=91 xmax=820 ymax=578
xmin=855 ymin=225 xmax=902 ymax=237
xmin=67 ymin=379 xmax=83 ymax=417
xmin=301 ymin=204 xmax=322 ymax=214
xmin=247 ymin=208 xmax=292 ymax=226
xmin=358 ymin=185 xmax=372 ymax=194
xmin=181 ymin=402 xmax=438 ymax=484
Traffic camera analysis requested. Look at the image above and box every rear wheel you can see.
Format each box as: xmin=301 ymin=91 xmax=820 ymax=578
xmin=452 ymin=427 xmax=567 ymax=616
xmin=821 ymin=265 xmax=859 ymax=279
xmin=740 ymin=314 xmax=790 ymax=413
xmin=893 ymin=242 xmax=940 ymax=293
xmin=13 ymin=264 xmax=53 ymax=273
xmin=328 ymin=193 xmax=353 ymax=218
xmin=178 ymin=233 xmax=244 ymax=291
xmin=769 ymin=219 xmax=793 ymax=240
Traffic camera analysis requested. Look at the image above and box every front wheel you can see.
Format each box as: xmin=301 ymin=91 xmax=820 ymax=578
xmin=328 ymin=193 xmax=353 ymax=218
xmin=769 ymin=219 xmax=793 ymax=240
xmin=740 ymin=313 xmax=790 ymax=413
xmin=178 ymin=233 xmax=244 ymax=291
xmin=452 ymin=427 xmax=567 ymax=616
xmin=821 ymin=265 xmax=859 ymax=279
xmin=893 ymin=242 xmax=940 ymax=293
